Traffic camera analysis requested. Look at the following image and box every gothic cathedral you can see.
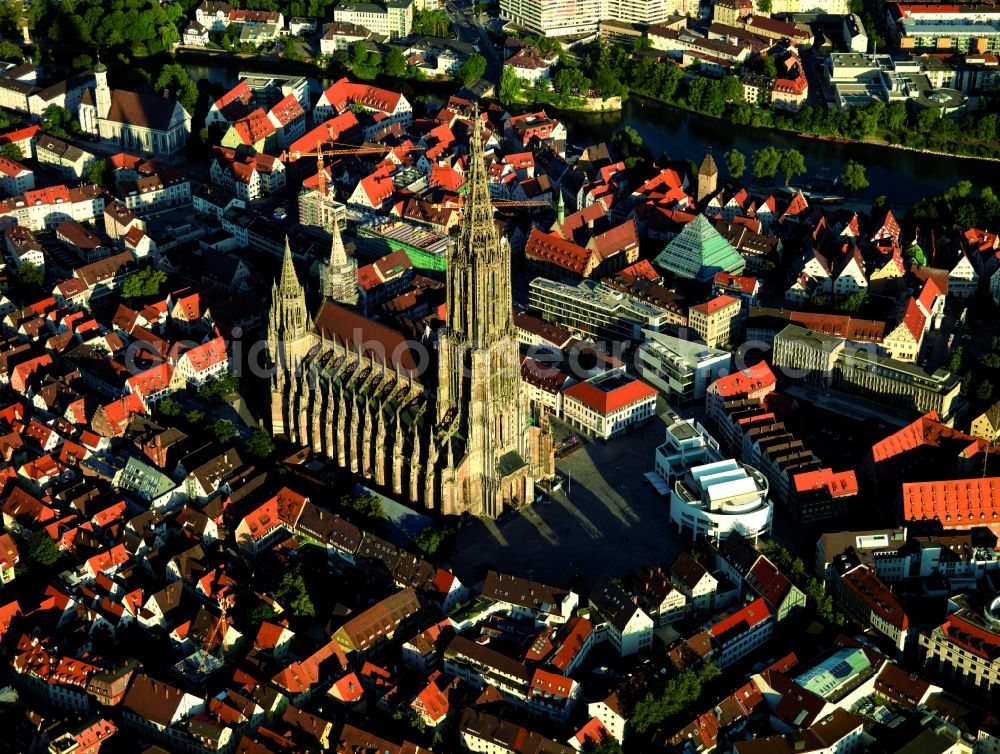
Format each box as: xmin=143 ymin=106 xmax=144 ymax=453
xmin=267 ymin=112 xmax=554 ymax=518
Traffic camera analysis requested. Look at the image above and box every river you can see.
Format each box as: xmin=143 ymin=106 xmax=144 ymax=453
xmin=184 ymin=62 xmax=994 ymax=207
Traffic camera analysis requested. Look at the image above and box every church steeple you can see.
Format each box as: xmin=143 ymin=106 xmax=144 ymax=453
xmin=320 ymin=218 xmax=358 ymax=306
xmin=270 ymin=237 xmax=310 ymax=343
xmin=455 ymin=109 xmax=500 ymax=263
xmin=446 ymin=109 xmax=513 ymax=346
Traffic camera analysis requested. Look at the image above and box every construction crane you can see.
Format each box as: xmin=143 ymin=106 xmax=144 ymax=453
xmin=282 ymin=142 xmax=426 ymax=197
xmin=491 ymin=199 xmax=554 ymax=209
xmin=431 ymin=199 xmax=554 ymax=212
xmin=197 ymin=594 xmax=234 ymax=674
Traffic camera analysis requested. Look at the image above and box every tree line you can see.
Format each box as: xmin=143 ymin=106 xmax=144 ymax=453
xmin=538 ymin=39 xmax=1000 ymax=158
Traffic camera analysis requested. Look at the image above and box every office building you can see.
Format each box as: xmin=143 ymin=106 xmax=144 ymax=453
xmin=772 ymin=325 xmax=961 ymax=421
xmin=528 ymin=277 xmax=670 ymax=341
xmin=636 ymin=330 xmax=731 ymax=404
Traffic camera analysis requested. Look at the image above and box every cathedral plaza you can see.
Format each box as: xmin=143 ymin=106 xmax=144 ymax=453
xmin=449 ymin=396 xmax=682 ymax=592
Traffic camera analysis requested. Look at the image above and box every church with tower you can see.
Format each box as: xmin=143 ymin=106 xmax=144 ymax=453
xmin=79 ymin=63 xmax=191 ymax=156
xmin=267 ymin=113 xmax=555 ymax=518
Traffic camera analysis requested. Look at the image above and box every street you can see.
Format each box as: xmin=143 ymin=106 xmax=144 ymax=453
xmin=449 ymin=400 xmax=681 ymax=593
xmin=445 ymin=0 xmax=502 ymax=82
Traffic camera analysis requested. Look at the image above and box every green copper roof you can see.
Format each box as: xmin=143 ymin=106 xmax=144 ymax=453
xmin=654 ymin=214 xmax=745 ymax=282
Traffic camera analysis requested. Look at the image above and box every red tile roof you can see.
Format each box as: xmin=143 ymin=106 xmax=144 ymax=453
xmin=563 ymin=377 xmax=657 ymax=414
xmin=179 ymin=336 xmax=227 ymax=373
xmin=289 ymin=112 xmax=359 ymax=155
xmin=715 ymin=272 xmax=759 ymax=294
xmin=871 ymin=412 xmax=985 ymax=464
xmin=899 ymin=297 xmax=926 ymax=341
xmin=692 ymin=294 xmax=739 ymax=316
xmin=525 ymin=228 xmax=593 ymax=275
xmin=549 ymin=616 xmax=593 ymax=674
xmin=792 ymin=468 xmax=858 ymax=498
xmin=710 ymin=597 xmax=771 ymax=639
xmin=268 ymin=92 xmax=304 ymax=127
xmin=232 ymin=109 xmax=276 ymax=146
xmin=840 ymin=566 xmax=909 ymax=630
xmin=320 ymin=77 xmax=403 ymax=115
xmin=940 ymin=612 xmax=1000 ymax=660
xmin=314 ymin=299 xmax=421 ymax=376
xmin=529 ymin=668 xmax=574 ymax=700
xmin=902 ymin=476 xmax=1000 ymax=533
xmin=710 ymin=362 xmax=776 ymax=398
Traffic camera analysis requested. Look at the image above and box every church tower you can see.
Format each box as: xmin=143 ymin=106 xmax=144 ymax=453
xmin=437 ymin=111 xmax=537 ymax=518
xmin=268 ymin=238 xmax=311 ymax=437
xmin=94 ymin=61 xmax=111 ymax=120
xmin=697 ymin=149 xmax=718 ymax=204
xmin=319 ymin=218 xmax=358 ymax=306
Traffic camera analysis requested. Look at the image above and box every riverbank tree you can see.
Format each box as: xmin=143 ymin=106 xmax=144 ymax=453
xmin=841 ymin=160 xmax=869 ymax=193
xmin=724 ymin=148 xmax=745 ymax=181
xmin=564 ymin=40 xmax=1000 ymax=158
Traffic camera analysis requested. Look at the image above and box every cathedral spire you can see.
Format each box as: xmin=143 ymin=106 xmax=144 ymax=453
xmin=456 ymin=108 xmax=499 ymax=262
xmin=278 ymin=236 xmax=302 ymax=296
xmin=320 ymin=219 xmax=359 ymax=306
xmin=444 ymin=109 xmax=513 ymax=345
xmin=329 ymin=219 xmax=347 ymax=268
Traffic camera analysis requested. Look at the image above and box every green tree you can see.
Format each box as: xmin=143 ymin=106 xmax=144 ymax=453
xmin=948 ymin=346 xmax=966 ymax=375
xmin=978 ymin=380 xmax=994 ymax=402
xmin=916 ymin=107 xmax=941 ymax=133
xmin=383 ymin=46 xmax=406 ymax=77
xmin=756 ymin=54 xmax=778 ymax=80
xmin=583 ymin=736 xmax=624 ymax=754
xmin=0 ymin=143 xmax=22 ymax=161
xmin=186 ymin=409 xmax=205 ymax=425
xmin=197 ymin=373 xmax=239 ymax=401
xmin=411 ymin=8 xmax=451 ymax=36
xmin=154 ymin=64 xmax=198 ymax=118
xmin=752 ymin=146 xmax=781 ymax=181
xmin=340 ymin=491 xmax=384 ymax=522
xmin=17 ymin=260 xmax=43 ymax=288
xmin=630 ymin=662 xmax=721 ymax=733
xmin=86 ymin=159 xmax=111 ymax=190
xmin=779 ymin=148 xmax=806 ymax=185
xmin=905 ymin=243 xmax=928 ymax=267
xmin=724 ymin=148 xmax=745 ymax=181
xmin=40 ymin=105 xmax=78 ymax=140
xmin=414 ymin=526 xmax=453 ymax=557
xmin=246 ymin=428 xmax=275 ymax=458
xmin=28 ymin=531 xmax=60 ymax=567
xmin=158 ymin=398 xmax=181 ymax=417
xmin=841 ymin=160 xmax=868 ymax=193
xmin=611 ymin=126 xmax=650 ymax=170
xmin=499 ymin=65 xmax=521 ymax=105
xmin=457 ymin=52 xmax=487 ymax=84
xmin=839 ymin=290 xmax=866 ymax=313
xmin=275 ymin=568 xmax=315 ymax=618
xmin=249 ymin=601 xmax=277 ymax=623
xmin=0 ymin=39 xmax=22 ymax=62
xmin=212 ymin=419 xmax=236 ymax=445
xmin=886 ymin=101 xmax=907 ymax=132
xmin=631 ymin=36 xmax=652 ymax=52
xmin=554 ymin=67 xmax=590 ymax=97
xmin=122 ymin=267 xmax=167 ymax=300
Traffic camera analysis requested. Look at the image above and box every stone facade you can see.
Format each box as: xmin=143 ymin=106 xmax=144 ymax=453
xmin=268 ymin=113 xmax=554 ymax=518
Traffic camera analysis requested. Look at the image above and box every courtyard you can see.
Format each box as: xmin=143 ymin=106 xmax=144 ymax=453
xmin=448 ymin=401 xmax=684 ymax=594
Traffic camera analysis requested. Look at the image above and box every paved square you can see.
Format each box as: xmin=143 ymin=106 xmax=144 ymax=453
xmin=449 ymin=402 xmax=683 ymax=593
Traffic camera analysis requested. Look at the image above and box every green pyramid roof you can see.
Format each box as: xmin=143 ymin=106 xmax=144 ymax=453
xmin=653 ymin=214 xmax=745 ymax=282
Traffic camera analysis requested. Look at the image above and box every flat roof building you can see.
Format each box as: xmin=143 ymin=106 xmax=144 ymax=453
xmin=670 ymin=458 xmax=773 ymax=543
xmin=637 ymin=330 xmax=731 ymax=404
